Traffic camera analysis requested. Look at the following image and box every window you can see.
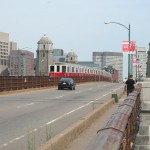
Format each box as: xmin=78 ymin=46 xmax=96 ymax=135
xmin=57 ymin=66 xmax=60 ymax=72
xmin=43 ymin=45 xmax=45 ymax=49
xmin=50 ymin=66 xmax=54 ymax=72
xmin=62 ymin=66 xmax=66 ymax=72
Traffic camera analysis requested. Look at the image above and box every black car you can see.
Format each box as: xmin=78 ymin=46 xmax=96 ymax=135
xmin=58 ymin=77 xmax=76 ymax=90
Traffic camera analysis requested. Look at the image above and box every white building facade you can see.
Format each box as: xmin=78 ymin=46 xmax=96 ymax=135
xmin=93 ymin=52 xmax=123 ymax=81
xmin=0 ymin=32 xmax=9 ymax=76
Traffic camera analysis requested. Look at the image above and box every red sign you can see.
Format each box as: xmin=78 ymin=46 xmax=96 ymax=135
xmin=132 ymin=58 xmax=136 ymax=63
xmin=122 ymin=41 xmax=136 ymax=52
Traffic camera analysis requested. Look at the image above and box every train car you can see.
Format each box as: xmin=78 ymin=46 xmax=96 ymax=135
xmin=49 ymin=63 xmax=113 ymax=81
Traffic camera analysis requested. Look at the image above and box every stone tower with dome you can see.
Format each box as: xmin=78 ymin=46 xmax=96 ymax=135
xmin=66 ymin=50 xmax=78 ymax=64
xmin=35 ymin=34 xmax=53 ymax=76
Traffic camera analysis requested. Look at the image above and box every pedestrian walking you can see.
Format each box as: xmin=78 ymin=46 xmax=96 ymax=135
xmin=125 ymin=75 xmax=135 ymax=96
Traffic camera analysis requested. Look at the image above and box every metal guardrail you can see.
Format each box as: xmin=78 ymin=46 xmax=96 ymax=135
xmin=0 ymin=76 xmax=111 ymax=92
xmin=87 ymin=84 xmax=142 ymax=150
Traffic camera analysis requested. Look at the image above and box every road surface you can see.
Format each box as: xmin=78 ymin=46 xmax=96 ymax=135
xmin=0 ymin=82 xmax=124 ymax=150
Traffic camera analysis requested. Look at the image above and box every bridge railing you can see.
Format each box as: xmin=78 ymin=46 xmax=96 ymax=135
xmin=87 ymin=83 xmax=142 ymax=150
xmin=0 ymin=76 xmax=111 ymax=92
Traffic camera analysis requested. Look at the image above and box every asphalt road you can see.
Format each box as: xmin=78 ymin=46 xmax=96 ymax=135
xmin=0 ymin=82 xmax=124 ymax=150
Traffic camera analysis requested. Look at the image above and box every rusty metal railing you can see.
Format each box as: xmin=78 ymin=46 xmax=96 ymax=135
xmin=0 ymin=75 xmax=111 ymax=92
xmin=87 ymin=84 xmax=142 ymax=150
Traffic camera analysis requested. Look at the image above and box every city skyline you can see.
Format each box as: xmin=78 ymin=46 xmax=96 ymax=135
xmin=1 ymin=0 xmax=150 ymax=77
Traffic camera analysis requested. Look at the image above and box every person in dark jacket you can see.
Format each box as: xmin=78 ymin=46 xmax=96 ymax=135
xmin=125 ymin=75 xmax=135 ymax=96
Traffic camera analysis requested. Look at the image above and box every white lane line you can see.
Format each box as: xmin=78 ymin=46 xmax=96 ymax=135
xmin=1 ymin=134 xmax=26 ymax=148
xmin=46 ymin=101 xmax=93 ymax=125
xmin=75 ymin=91 xmax=81 ymax=94
xmin=95 ymin=86 xmax=122 ymax=101
xmin=17 ymin=102 xmax=34 ymax=109
xmin=95 ymin=91 xmax=111 ymax=100
xmin=47 ymin=87 xmax=123 ymax=125
xmin=0 ymin=129 xmax=38 ymax=148
xmin=56 ymin=95 xmax=65 ymax=99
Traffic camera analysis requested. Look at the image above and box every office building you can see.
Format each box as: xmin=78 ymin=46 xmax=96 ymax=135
xmin=0 ymin=32 xmax=9 ymax=76
xmin=10 ymin=41 xmax=17 ymax=51
xmin=93 ymin=52 xmax=123 ymax=81
xmin=9 ymin=50 xmax=34 ymax=76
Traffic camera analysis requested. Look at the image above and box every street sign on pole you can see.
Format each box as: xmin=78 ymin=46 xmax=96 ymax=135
xmin=132 ymin=58 xmax=141 ymax=65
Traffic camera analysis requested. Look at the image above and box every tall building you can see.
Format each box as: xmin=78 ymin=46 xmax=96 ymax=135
xmin=10 ymin=41 xmax=17 ymax=51
xmin=0 ymin=32 xmax=9 ymax=76
xmin=9 ymin=50 xmax=34 ymax=76
xmin=36 ymin=34 xmax=53 ymax=76
xmin=93 ymin=52 xmax=123 ymax=81
xmin=132 ymin=47 xmax=147 ymax=79
xmin=146 ymin=43 xmax=150 ymax=78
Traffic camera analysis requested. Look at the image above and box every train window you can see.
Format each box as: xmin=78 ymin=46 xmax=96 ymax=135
xmin=72 ymin=67 xmax=74 ymax=72
xmin=57 ymin=66 xmax=60 ymax=72
xmin=76 ymin=68 xmax=78 ymax=73
xmin=79 ymin=68 xmax=81 ymax=73
xmin=62 ymin=66 xmax=66 ymax=72
xmin=50 ymin=66 xmax=54 ymax=72
xmin=82 ymin=68 xmax=84 ymax=73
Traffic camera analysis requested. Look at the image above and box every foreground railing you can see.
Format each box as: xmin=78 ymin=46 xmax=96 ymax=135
xmin=87 ymin=84 xmax=142 ymax=150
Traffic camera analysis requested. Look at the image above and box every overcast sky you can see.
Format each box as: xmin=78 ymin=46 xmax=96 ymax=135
xmin=1 ymin=0 xmax=150 ymax=77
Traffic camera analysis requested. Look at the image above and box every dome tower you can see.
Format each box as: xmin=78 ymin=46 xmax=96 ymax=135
xmin=66 ymin=50 xmax=78 ymax=64
xmin=36 ymin=34 xmax=53 ymax=76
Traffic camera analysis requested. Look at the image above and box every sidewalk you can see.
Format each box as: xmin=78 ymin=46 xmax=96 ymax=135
xmin=64 ymin=94 xmax=126 ymax=150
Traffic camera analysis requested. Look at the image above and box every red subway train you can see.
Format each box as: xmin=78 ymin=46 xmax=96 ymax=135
xmin=49 ymin=63 xmax=113 ymax=81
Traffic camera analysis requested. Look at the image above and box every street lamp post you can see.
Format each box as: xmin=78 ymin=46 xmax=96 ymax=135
xmin=104 ymin=21 xmax=131 ymax=77
xmin=40 ymin=59 xmax=44 ymax=76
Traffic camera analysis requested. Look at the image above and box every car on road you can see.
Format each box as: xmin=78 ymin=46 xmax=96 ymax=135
xmin=58 ymin=77 xmax=76 ymax=90
xmin=123 ymin=78 xmax=127 ymax=83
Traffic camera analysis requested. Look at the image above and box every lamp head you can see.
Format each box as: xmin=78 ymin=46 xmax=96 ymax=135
xmin=104 ymin=21 xmax=110 ymax=24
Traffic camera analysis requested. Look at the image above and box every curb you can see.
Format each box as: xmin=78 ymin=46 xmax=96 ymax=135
xmin=37 ymin=98 xmax=115 ymax=150
xmin=37 ymin=89 xmax=125 ymax=150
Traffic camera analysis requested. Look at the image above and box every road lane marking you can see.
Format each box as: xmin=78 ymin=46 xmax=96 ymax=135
xmin=56 ymin=95 xmax=65 ymax=99
xmin=46 ymin=101 xmax=93 ymax=125
xmin=47 ymin=86 xmax=123 ymax=125
xmin=75 ymin=91 xmax=81 ymax=94
xmin=17 ymin=102 xmax=34 ymax=109
xmin=1 ymin=134 xmax=26 ymax=148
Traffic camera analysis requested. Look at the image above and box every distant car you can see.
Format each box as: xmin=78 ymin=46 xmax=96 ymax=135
xmin=58 ymin=77 xmax=76 ymax=90
xmin=123 ymin=78 xmax=127 ymax=83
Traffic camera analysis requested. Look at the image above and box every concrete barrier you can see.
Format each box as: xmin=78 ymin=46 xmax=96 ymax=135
xmin=38 ymin=88 xmax=124 ymax=150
